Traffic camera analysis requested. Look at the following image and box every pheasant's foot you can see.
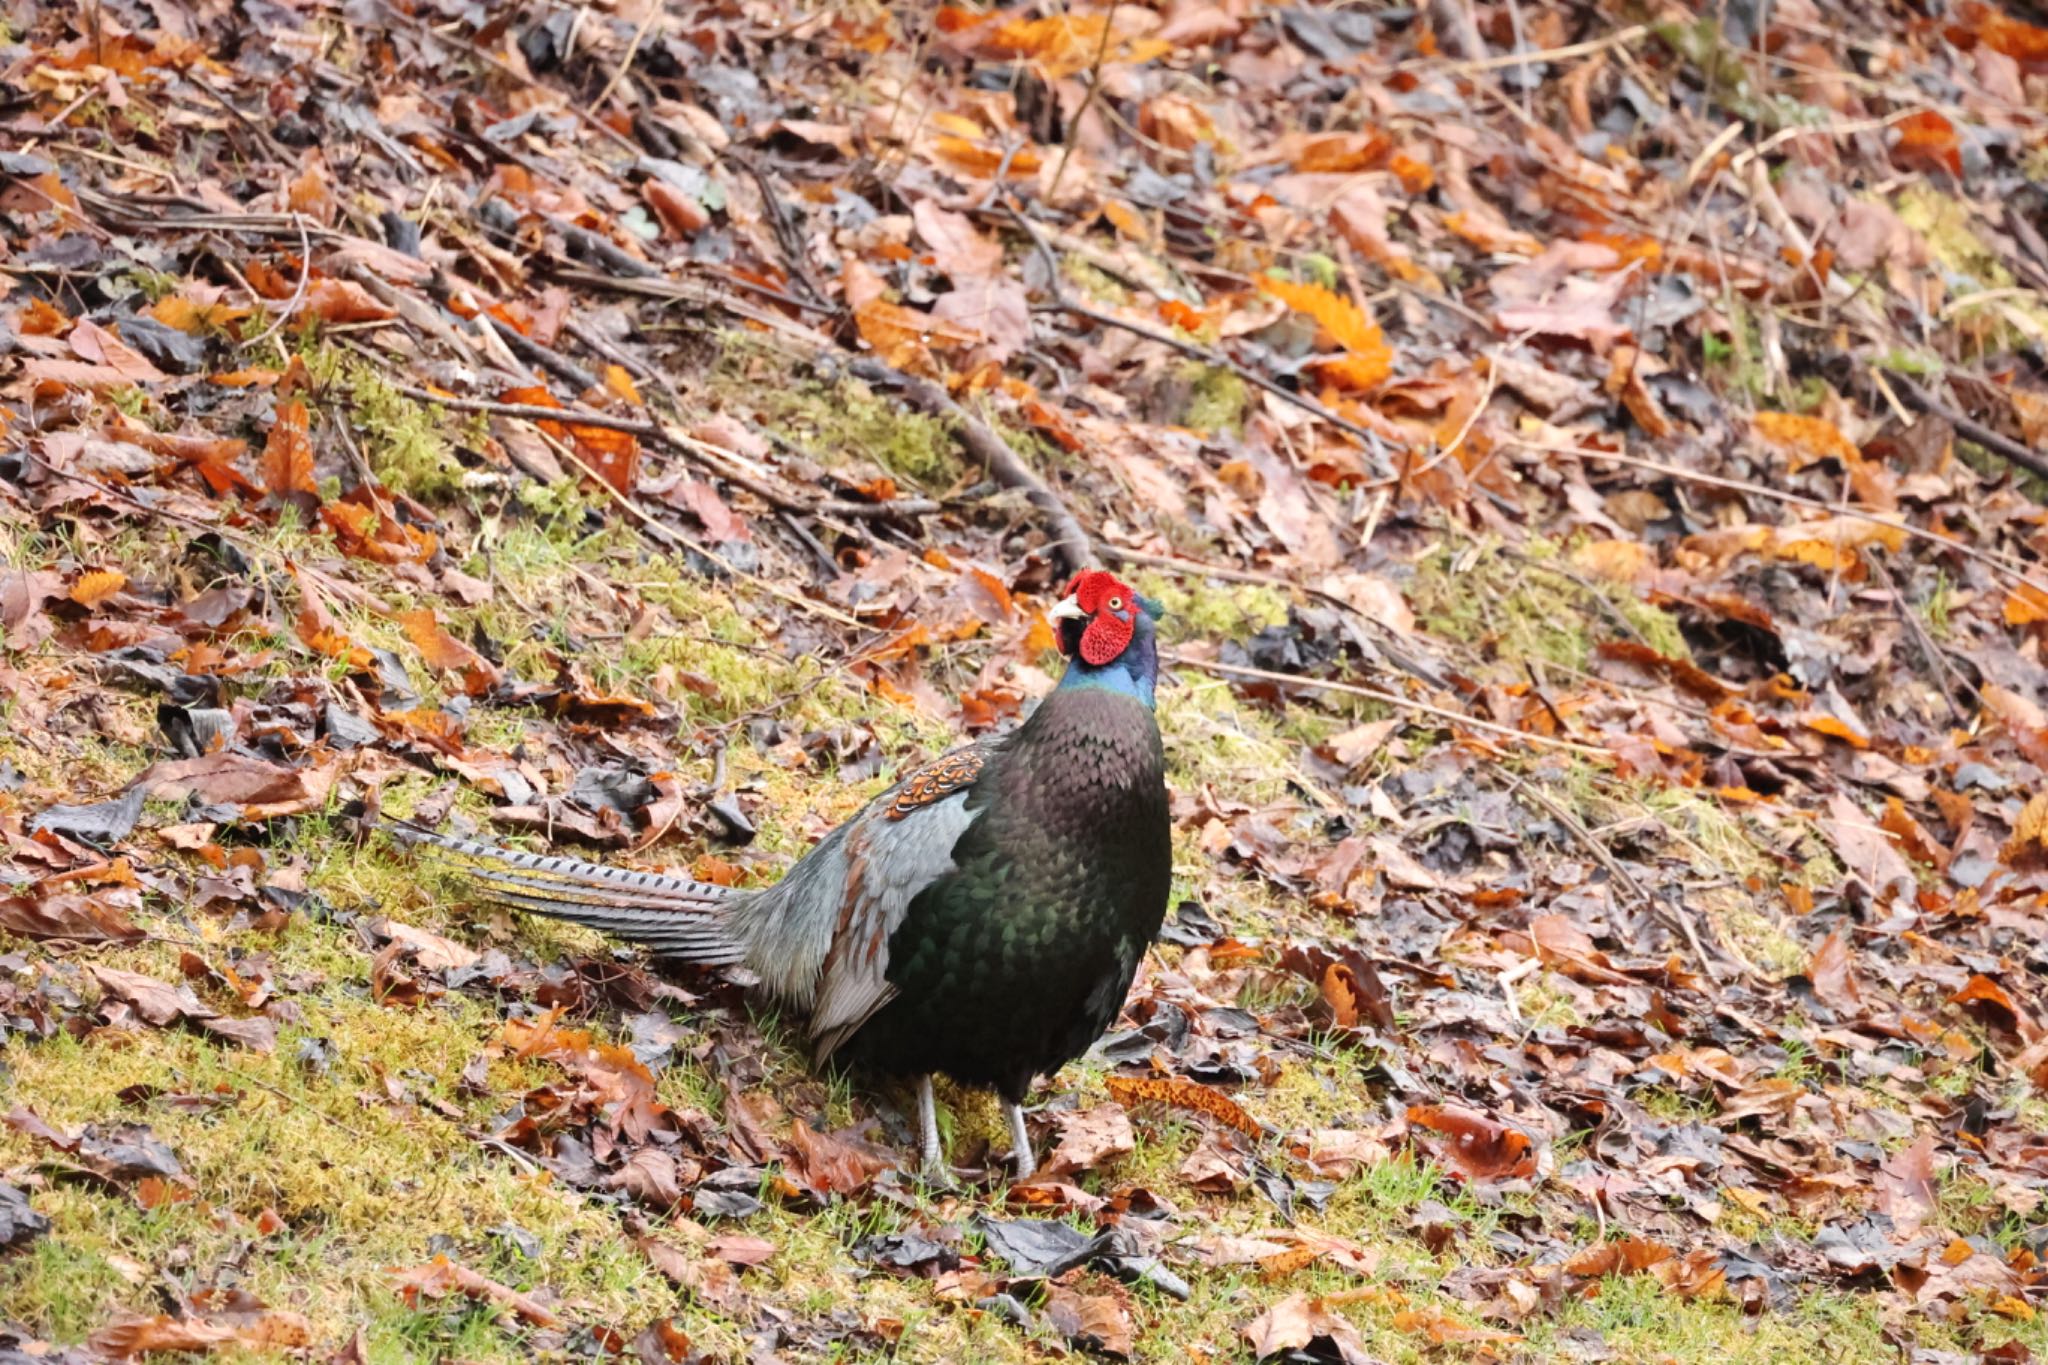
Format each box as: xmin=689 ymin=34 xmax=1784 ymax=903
xmin=1004 ymin=1100 xmax=1036 ymax=1181
xmin=915 ymin=1074 xmax=945 ymax=1179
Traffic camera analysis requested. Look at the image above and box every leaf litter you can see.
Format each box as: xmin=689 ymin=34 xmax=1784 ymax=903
xmin=2 ymin=0 xmax=2048 ymax=1360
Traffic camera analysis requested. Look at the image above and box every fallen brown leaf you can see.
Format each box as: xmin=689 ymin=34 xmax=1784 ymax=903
xmin=388 ymin=1254 xmax=561 ymax=1327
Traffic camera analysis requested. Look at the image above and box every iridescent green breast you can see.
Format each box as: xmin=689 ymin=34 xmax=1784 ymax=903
xmin=842 ymin=688 xmax=1171 ymax=1099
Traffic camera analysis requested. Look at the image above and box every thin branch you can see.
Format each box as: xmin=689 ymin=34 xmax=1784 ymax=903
xmin=1396 ymin=20 xmax=1648 ymax=74
xmin=587 ymin=2 xmax=662 ymax=116
xmin=1506 ymin=777 xmax=1726 ymax=985
xmin=1890 ymin=374 xmax=2048 ymax=486
xmin=527 ymin=425 xmax=868 ymax=631
xmin=1510 ymin=436 xmax=2048 ymax=599
xmin=1050 ymin=296 xmax=1398 ymax=475
xmin=367 ymin=368 xmax=937 ymax=522
xmin=1048 ymin=5 xmax=1118 ymax=200
xmin=847 ymin=359 xmax=1093 ymax=577
xmin=1167 ymin=654 xmax=1615 ymax=757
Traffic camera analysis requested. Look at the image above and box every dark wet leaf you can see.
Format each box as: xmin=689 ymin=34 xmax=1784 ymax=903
xmin=975 ymin=1216 xmax=1103 ymax=1278
xmin=691 ymin=1166 xmax=766 ymax=1219
xmin=0 ymin=1181 xmax=49 ymax=1250
xmin=115 ymin=316 xmax=208 ymax=375
xmin=29 ymin=787 xmax=146 ymax=845
xmin=853 ymin=1229 xmax=958 ymax=1275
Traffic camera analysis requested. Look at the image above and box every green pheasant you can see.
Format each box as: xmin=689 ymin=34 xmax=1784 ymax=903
xmin=405 ymin=570 xmax=1171 ymax=1178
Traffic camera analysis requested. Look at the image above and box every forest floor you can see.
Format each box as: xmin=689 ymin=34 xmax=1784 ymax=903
xmin=5 ymin=0 xmax=2048 ymax=1361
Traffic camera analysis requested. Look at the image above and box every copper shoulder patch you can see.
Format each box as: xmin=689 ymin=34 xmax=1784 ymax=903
xmin=884 ymin=750 xmax=985 ymax=821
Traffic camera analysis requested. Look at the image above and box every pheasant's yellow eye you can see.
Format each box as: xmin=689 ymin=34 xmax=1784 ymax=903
xmin=1107 ymin=596 xmax=1123 ymax=611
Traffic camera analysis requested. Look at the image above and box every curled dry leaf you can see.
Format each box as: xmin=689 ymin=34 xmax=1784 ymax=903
xmin=1392 ymin=1307 xmax=1522 ymax=1346
xmin=88 ymin=1309 xmax=313 ymax=1359
xmin=91 ymin=966 xmax=276 ymax=1053
xmin=1876 ymin=1134 xmax=1939 ymax=1237
xmin=1526 ymin=914 xmax=1636 ymax=987
xmin=0 ymin=890 xmax=143 ymax=943
xmin=397 ymin=607 xmax=500 ymax=697
xmin=1242 ymin=1293 xmax=1376 ymax=1364
xmin=1563 ymin=1235 xmax=1675 ymax=1278
xmin=1807 ymin=930 xmax=1864 ymax=1014
xmin=147 ymin=751 xmax=341 ymax=821
xmin=369 ymin=918 xmax=479 ymax=972
xmin=1036 ymin=1102 xmax=1135 ymax=1179
xmin=388 ymin=1254 xmax=562 ymax=1328
xmin=786 ymin=1117 xmax=897 ymax=1194
xmin=1405 ymin=1104 xmax=1537 ymax=1181
xmin=1043 ymin=1284 xmax=1135 ymax=1360
xmin=1821 ymin=792 xmax=1917 ymax=898
xmin=496 ymin=1013 xmax=669 ymax=1142
xmin=260 ymin=399 xmax=317 ymax=498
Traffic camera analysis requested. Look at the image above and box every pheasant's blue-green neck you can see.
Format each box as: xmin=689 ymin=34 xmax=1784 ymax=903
xmin=1053 ymin=613 xmax=1158 ymax=708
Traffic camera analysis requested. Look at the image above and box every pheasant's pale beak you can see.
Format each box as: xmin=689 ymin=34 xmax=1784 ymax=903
xmin=1047 ymin=595 xmax=1087 ymax=623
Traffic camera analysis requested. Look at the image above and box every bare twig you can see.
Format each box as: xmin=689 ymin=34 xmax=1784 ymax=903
xmin=1869 ymin=551 xmax=1975 ymax=724
xmin=527 ymin=424 xmax=868 ymax=630
xmin=1167 ymin=654 xmax=1616 ymax=757
xmin=207 ymin=1064 xmax=370 ymax=1141
xmin=366 ymin=367 xmax=938 ymax=526
xmin=1048 ymin=5 xmax=1118 ymax=200
xmin=1507 ymin=777 xmax=1725 ymax=984
xmin=1053 ymin=298 xmax=1398 ymax=475
xmin=1397 ymin=21 xmax=1648 ymax=75
xmin=847 ymin=358 xmax=1093 ymax=577
xmin=1510 ymin=436 xmax=2048 ymax=599
xmin=588 ymin=2 xmax=662 ymax=116
xmin=1889 ymin=374 xmax=2048 ymax=486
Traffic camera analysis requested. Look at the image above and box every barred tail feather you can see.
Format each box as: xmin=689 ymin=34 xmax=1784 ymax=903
xmin=392 ymin=822 xmax=747 ymax=964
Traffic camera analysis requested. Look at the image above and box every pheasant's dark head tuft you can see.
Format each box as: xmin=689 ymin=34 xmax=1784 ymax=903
xmin=1050 ymin=569 xmax=1163 ymax=668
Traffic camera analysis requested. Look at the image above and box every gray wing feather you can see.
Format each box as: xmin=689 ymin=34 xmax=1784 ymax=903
xmin=729 ymin=753 xmax=987 ymax=1058
xmin=808 ymin=790 xmax=978 ymax=1060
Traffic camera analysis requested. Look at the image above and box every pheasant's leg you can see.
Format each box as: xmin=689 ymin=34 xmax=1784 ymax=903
xmin=1005 ymin=1100 xmax=1037 ymax=1181
xmin=916 ymin=1075 xmax=943 ymax=1176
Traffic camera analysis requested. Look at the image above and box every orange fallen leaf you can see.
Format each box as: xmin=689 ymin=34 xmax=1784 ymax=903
xmin=1390 ymin=152 xmax=1435 ymax=194
xmin=1406 ymin=1104 xmax=1538 ymax=1180
xmin=397 ymin=607 xmax=499 ymax=697
xmin=1754 ymin=411 xmax=1860 ymax=468
xmin=1392 ymin=1308 xmax=1522 ymax=1345
xmin=2003 ymin=792 xmax=2048 ymax=869
xmin=1892 ymin=109 xmax=1961 ymax=176
xmin=297 ymin=277 xmax=398 ymax=324
xmin=70 ymin=570 xmax=128 ymax=608
xmin=1949 ymin=0 xmax=2048 ymax=60
xmin=1295 ymin=131 xmax=1389 ymax=174
xmin=1104 ymin=1075 xmax=1261 ymax=1139
xmin=261 ymin=399 xmax=317 ymax=498
xmin=1260 ymin=277 xmax=1392 ymax=389
xmin=1563 ymin=1236 xmax=1675 ymax=1278
xmin=2005 ymin=582 xmax=2048 ymax=626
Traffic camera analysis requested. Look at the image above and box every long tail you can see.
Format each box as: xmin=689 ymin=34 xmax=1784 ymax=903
xmin=391 ymin=822 xmax=747 ymax=964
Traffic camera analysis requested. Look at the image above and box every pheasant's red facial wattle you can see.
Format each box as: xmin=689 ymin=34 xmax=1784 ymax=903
xmin=1063 ymin=570 xmax=1138 ymax=665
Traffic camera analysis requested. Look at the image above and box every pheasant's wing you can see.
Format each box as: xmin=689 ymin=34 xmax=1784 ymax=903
xmin=393 ymin=822 xmax=745 ymax=964
xmin=737 ymin=743 xmax=994 ymax=1061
